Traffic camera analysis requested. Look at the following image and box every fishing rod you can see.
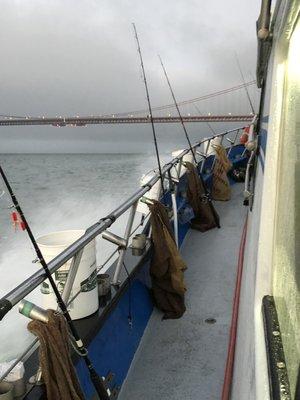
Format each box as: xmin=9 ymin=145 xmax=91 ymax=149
xmin=158 ymin=55 xmax=198 ymax=165
xmin=0 ymin=166 xmax=110 ymax=400
xmin=235 ymin=53 xmax=255 ymax=115
xmin=193 ymin=104 xmax=217 ymax=136
xmin=158 ymin=55 xmax=220 ymax=228
xmin=132 ymin=23 xmax=165 ymax=198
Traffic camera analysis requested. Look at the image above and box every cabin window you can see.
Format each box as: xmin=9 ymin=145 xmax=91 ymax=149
xmin=272 ymin=17 xmax=300 ymax=396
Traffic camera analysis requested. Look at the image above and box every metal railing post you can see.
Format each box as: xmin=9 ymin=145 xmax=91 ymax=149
xmin=200 ymin=139 xmax=210 ymax=173
xmin=112 ymin=202 xmax=138 ymax=285
xmin=227 ymin=129 xmax=239 ymax=158
xmin=233 ymin=128 xmax=240 ymax=145
xmin=167 ymin=170 xmax=179 ymax=248
xmin=171 ymin=193 xmax=179 ymax=248
xmin=61 ymin=249 xmax=84 ymax=305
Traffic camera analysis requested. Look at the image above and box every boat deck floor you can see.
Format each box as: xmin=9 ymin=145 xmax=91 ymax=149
xmin=118 ymin=183 xmax=246 ymax=400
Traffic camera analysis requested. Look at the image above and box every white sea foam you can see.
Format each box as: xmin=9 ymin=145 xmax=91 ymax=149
xmin=0 ymin=153 xmax=162 ymax=362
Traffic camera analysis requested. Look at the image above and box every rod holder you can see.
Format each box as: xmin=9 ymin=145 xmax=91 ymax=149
xmin=19 ymin=300 xmax=49 ymax=324
xmin=112 ymin=202 xmax=138 ymax=286
xmin=140 ymin=197 xmax=154 ymax=206
xmin=226 ymin=137 xmax=234 ymax=144
xmin=196 ymin=151 xmax=207 ymax=158
xmin=170 ymin=177 xmax=179 ymax=184
xmin=131 ymin=234 xmax=147 ymax=256
xmin=102 ymin=231 xmax=127 ymax=248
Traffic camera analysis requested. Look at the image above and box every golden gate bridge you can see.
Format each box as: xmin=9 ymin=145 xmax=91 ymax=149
xmin=0 ymin=80 xmax=257 ymax=127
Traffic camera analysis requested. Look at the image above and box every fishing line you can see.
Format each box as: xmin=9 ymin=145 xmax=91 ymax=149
xmin=132 ymin=23 xmax=166 ymax=199
xmin=0 ymin=165 xmax=110 ymax=400
xmin=234 ymin=52 xmax=255 ymax=115
xmin=158 ymin=56 xmax=220 ymax=228
xmin=158 ymin=55 xmax=197 ymax=165
xmin=193 ymin=104 xmax=217 ymax=136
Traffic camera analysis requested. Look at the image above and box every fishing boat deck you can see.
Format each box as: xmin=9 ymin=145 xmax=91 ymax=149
xmin=118 ymin=183 xmax=246 ymax=400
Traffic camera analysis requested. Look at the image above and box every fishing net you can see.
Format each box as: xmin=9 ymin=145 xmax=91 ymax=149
xmin=185 ymin=162 xmax=219 ymax=231
xmin=148 ymin=200 xmax=187 ymax=319
xmin=211 ymin=144 xmax=232 ymax=201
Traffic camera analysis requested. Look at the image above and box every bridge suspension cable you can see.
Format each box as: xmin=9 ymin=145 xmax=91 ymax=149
xmin=109 ymin=80 xmax=256 ymax=117
xmin=0 ymin=81 xmax=257 ymax=122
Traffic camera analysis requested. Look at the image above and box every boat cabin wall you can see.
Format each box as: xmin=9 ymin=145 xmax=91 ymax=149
xmin=232 ymin=1 xmax=300 ymax=398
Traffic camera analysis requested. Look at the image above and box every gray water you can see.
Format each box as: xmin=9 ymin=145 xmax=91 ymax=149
xmin=0 ymin=153 xmax=164 ymax=362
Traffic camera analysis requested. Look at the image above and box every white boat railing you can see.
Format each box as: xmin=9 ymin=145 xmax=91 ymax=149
xmin=0 ymin=124 xmax=248 ymax=382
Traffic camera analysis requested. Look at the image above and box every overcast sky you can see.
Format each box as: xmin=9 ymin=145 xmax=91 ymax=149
xmin=0 ymin=0 xmax=261 ymax=153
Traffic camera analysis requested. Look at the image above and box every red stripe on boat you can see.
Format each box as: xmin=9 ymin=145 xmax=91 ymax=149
xmin=222 ymin=214 xmax=248 ymax=400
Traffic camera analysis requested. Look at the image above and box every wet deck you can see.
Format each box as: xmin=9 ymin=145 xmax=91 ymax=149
xmin=118 ymin=184 xmax=246 ymax=400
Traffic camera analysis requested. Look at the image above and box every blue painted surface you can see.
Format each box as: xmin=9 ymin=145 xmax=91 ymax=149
xmin=76 ymin=262 xmax=153 ymax=398
xmin=261 ymin=115 xmax=269 ymax=123
xmin=258 ymin=151 xmax=265 ymax=172
xmin=75 ymin=144 xmax=249 ymax=398
xmin=259 ymin=128 xmax=267 ymax=155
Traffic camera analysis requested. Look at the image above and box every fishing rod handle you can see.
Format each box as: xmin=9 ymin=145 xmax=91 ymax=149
xmin=0 ymin=299 xmax=12 ymax=321
xmin=89 ymin=368 xmax=110 ymax=400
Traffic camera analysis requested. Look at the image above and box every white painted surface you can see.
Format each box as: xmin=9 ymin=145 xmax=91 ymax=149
xmin=233 ymin=1 xmax=300 ymax=398
xmin=37 ymin=229 xmax=98 ymax=319
xmin=137 ymin=171 xmax=162 ymax=215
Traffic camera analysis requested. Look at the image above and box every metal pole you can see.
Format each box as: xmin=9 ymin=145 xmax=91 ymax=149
xmin=61 ymin=249 xmax=84 ymax=305
xmin=227 ymin=129 xmax=240 ymax=158
xmin=200 ymin=139 xmax=211 ymax=173
xmin=112 ymin=202 xmax=138 ymax=285
xmin=171 ymin=193 xmax=179 ymax=248
xmin=167 ymin=171 xmax=178 ymax=248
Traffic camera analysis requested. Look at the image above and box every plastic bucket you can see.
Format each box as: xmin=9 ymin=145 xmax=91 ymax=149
xmin=37 ymin=230 xmax=98 ymax=320
xmin=206 ymin=136 xmax=222 ymax=155
xmin=137 ymin=172 xmax=162 ymax=215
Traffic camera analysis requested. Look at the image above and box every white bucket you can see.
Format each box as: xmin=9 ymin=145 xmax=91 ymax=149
xmin=171 ymin=149 xmax=195 ymax=179
xmin=37 ymin=230 xmax=99 ymax=320
xmin=206 ymin=136 xmax=222 ymax=155
xmin=137 ymin=171 xmax=162 ymax=215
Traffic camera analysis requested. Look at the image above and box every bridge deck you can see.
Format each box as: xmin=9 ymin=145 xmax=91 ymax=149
xmin=0 ymin=115 xmax=253 ymax=126
xmin=118 ymin=183 xmax=246 ymax=400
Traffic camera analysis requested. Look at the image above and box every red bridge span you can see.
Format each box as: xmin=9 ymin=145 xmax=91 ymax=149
xmin=0 ymin=114 xmax=253 ymax=127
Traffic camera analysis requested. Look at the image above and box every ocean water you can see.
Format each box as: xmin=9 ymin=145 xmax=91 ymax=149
xmin=0 ymin=153 xmax=164 ymax=362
